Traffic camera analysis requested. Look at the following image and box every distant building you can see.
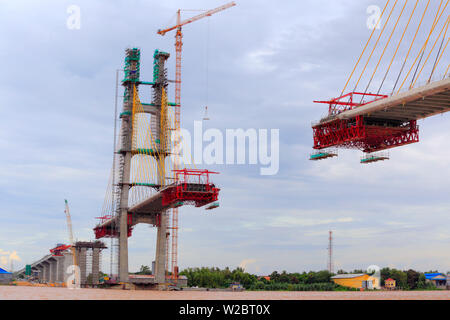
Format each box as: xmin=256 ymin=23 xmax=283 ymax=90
xmin=258 ymin=276 xmax=271 ymax=281
xmin=424 ymin=273 xmax=447 ymax=289
xmin=384 ymin=278 xmax=396 ymax=290
xmin=0 ymin=267 xmax=12 ymax=284
xmin=230 ymin=282 xmax=244 ymax=291
xmin=331 ymin=274 xmax=380 ymax=289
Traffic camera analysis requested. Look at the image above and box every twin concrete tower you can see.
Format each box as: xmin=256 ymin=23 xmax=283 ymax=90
xmin=93 ymin=48 xmax=220 ymax=286
xmin=116 ymin=48 xmax=170 ymax=284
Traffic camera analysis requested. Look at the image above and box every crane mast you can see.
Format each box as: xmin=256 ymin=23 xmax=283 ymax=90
xmin=157 ymin=1 xmax=236 ymax=282
xmin=64 ymin=199 xmax=77 ymax=267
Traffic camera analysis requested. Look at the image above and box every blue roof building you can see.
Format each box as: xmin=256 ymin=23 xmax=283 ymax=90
xmin=424 ymin=272 xmax=445 ymax=279
xmin=424 ymin=273 xmax=447 ymax=289
xmin=0 ymin=267 xmax=12 ymax=283
xmin=0 ymin=267 xmax=12 ymax=274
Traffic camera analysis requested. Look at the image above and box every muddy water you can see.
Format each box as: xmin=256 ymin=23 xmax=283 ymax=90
xmin=1 ymin=286 xmax=450 ymax=300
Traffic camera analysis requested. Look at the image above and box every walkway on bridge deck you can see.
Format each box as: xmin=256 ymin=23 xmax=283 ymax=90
xmin=337 ymin=77 xmax=450 ymax=123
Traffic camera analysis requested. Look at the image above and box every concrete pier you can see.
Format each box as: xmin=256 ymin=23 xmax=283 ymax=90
xmin=49 ymin=258 xmax=56 ymax=283
xmin=43 ymin=261 xmax=50 ymax=283
xmin=77 ymin=247 xmax=87 ymax=286
xmin=92 ymin=247 xmax=100 ymax=285
xmin=16 ymin=241 xmax=106 ymax=287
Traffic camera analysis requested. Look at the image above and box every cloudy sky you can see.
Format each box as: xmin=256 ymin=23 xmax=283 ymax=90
xmin=0 ymin=0 xmax=449 ymax=275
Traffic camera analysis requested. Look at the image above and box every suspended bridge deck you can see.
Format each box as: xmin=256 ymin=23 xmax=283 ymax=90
xmin=312 ymin=78 xmax=450 ymax=153
xmin=94 ymin=181 xmax=220 ymax=239
xmin=336 ymin=77 xmax=450 ymax=123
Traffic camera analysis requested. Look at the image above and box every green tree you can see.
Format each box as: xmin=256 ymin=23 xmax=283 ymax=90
xmin=137 ymin=265 xmax=151 ymax=275
xmin=179 ymin=267 xmax=257 ymax=289
xmin=406 ymin=269 xmax=420 ymax=290
xmin=417 ymin=274 xmax=427 ymax=289
xmin=390 ymin=269 xmax=408 ymax=289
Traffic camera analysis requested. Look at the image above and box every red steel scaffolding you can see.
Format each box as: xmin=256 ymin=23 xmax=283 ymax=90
xmin=312 ymin=92 xmax=419 ymax=153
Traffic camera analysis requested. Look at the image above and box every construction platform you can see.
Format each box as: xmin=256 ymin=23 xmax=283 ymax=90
xmin=360 ymin=152 xmax=389 ymax=164
xmin=309 ymin=151 xmax=338 ymax=161
xmin=312 ymin=77 xmax=450 ymax=153
xmin=94 ymin=169 xmax=220 ymax=239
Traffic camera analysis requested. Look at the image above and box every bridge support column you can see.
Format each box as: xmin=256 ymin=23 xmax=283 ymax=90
xmin=76 ymin=247 xmax=87 ymax=286
xmin=62 ymin=252 xmax=74 ymax=284
xmin=154 ymin=210 xmax=168 ymax=285
xmin=118 ymin=153 xmax=131 ymax=284
xmin=92 ymin=247 xmax=100 ymax=285
xmin=116 ymin=48 xmax=140 ymax=285
xmin=36 ymin=265 xmax=44 ymax=283
xmin=118 ymin=207 xmax=130 ymax=283
xmin=49 ymin=259 xmax=57 ymax=283
xmin=43 ymin=261 xmax=50 ymax=283
xmin=56 ymin=256 xmax=65 ymax=283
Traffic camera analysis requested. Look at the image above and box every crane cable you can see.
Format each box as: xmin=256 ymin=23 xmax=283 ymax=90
xmin=391 ymin=0 xmax=433 ymax=94
xmin=360 ymin=0 xmax=406 ymax=104
xmin=205 ymin=17 xmax=210 ymax=116
xmin=413 ymin=16 xmax=450 ymax=87
xmin=377 ymin=0 xmax=420 ymax=96
xmin=337 ymin=0 xmax=391 ymax=102
xmin=397 ymin=0 xmax=448 ymax=93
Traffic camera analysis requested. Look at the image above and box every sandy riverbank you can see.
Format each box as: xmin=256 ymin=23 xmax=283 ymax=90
xmin=1 ymin=286 xmax=449 ymax=300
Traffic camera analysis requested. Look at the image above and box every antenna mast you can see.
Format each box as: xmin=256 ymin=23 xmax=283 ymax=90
xmin=328 ymin=230 xmax=333 ymax=274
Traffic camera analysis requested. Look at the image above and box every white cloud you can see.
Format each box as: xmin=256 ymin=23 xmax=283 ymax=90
xmin=0 ymin=0 xmax=448 ymax=274
xmin=243 ymin=49 xmax=278 ymax=73
xmin=239 ymin=258 xmax=257 ymax=271
xmin=268 ymin=215 xmax=355 ymax=228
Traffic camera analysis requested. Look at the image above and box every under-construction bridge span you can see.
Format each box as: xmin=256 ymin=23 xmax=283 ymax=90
xmin=94 ymin=173 xmax=220 ymax=239
xmin=313 ymin=77 xmax=450 ymax=153
xmin=311 ymin=0 xmax=450 ymax=160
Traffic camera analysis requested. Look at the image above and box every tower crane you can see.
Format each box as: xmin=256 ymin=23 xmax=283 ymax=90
xmin=64 ymin=199 xmax=77 ymax=268
xmin=157 ymin=1 xmax=236 ymax=281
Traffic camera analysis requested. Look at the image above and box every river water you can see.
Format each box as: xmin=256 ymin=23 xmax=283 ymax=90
xmin=1 ymin=286 xmax=449 ymax=300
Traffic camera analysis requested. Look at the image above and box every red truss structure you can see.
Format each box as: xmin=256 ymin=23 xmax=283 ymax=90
xmin=93 ymin=169 xmax=220 ymax=240
xmin=314 ymin=92 xmax=388 ymax=115
xmin=312 ymin=92 xmax=419 ymax=153
xmin=93 ymin=214 xmax=133 ymax=239
xmin=161 ymin=169 xmax=220 ymax=207
xmin=50 ymin=244 xmax=71 ymax=256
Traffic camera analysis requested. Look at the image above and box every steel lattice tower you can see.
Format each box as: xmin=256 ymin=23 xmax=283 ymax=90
xmin=328 ymin=231 xmax=333 ymax=274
